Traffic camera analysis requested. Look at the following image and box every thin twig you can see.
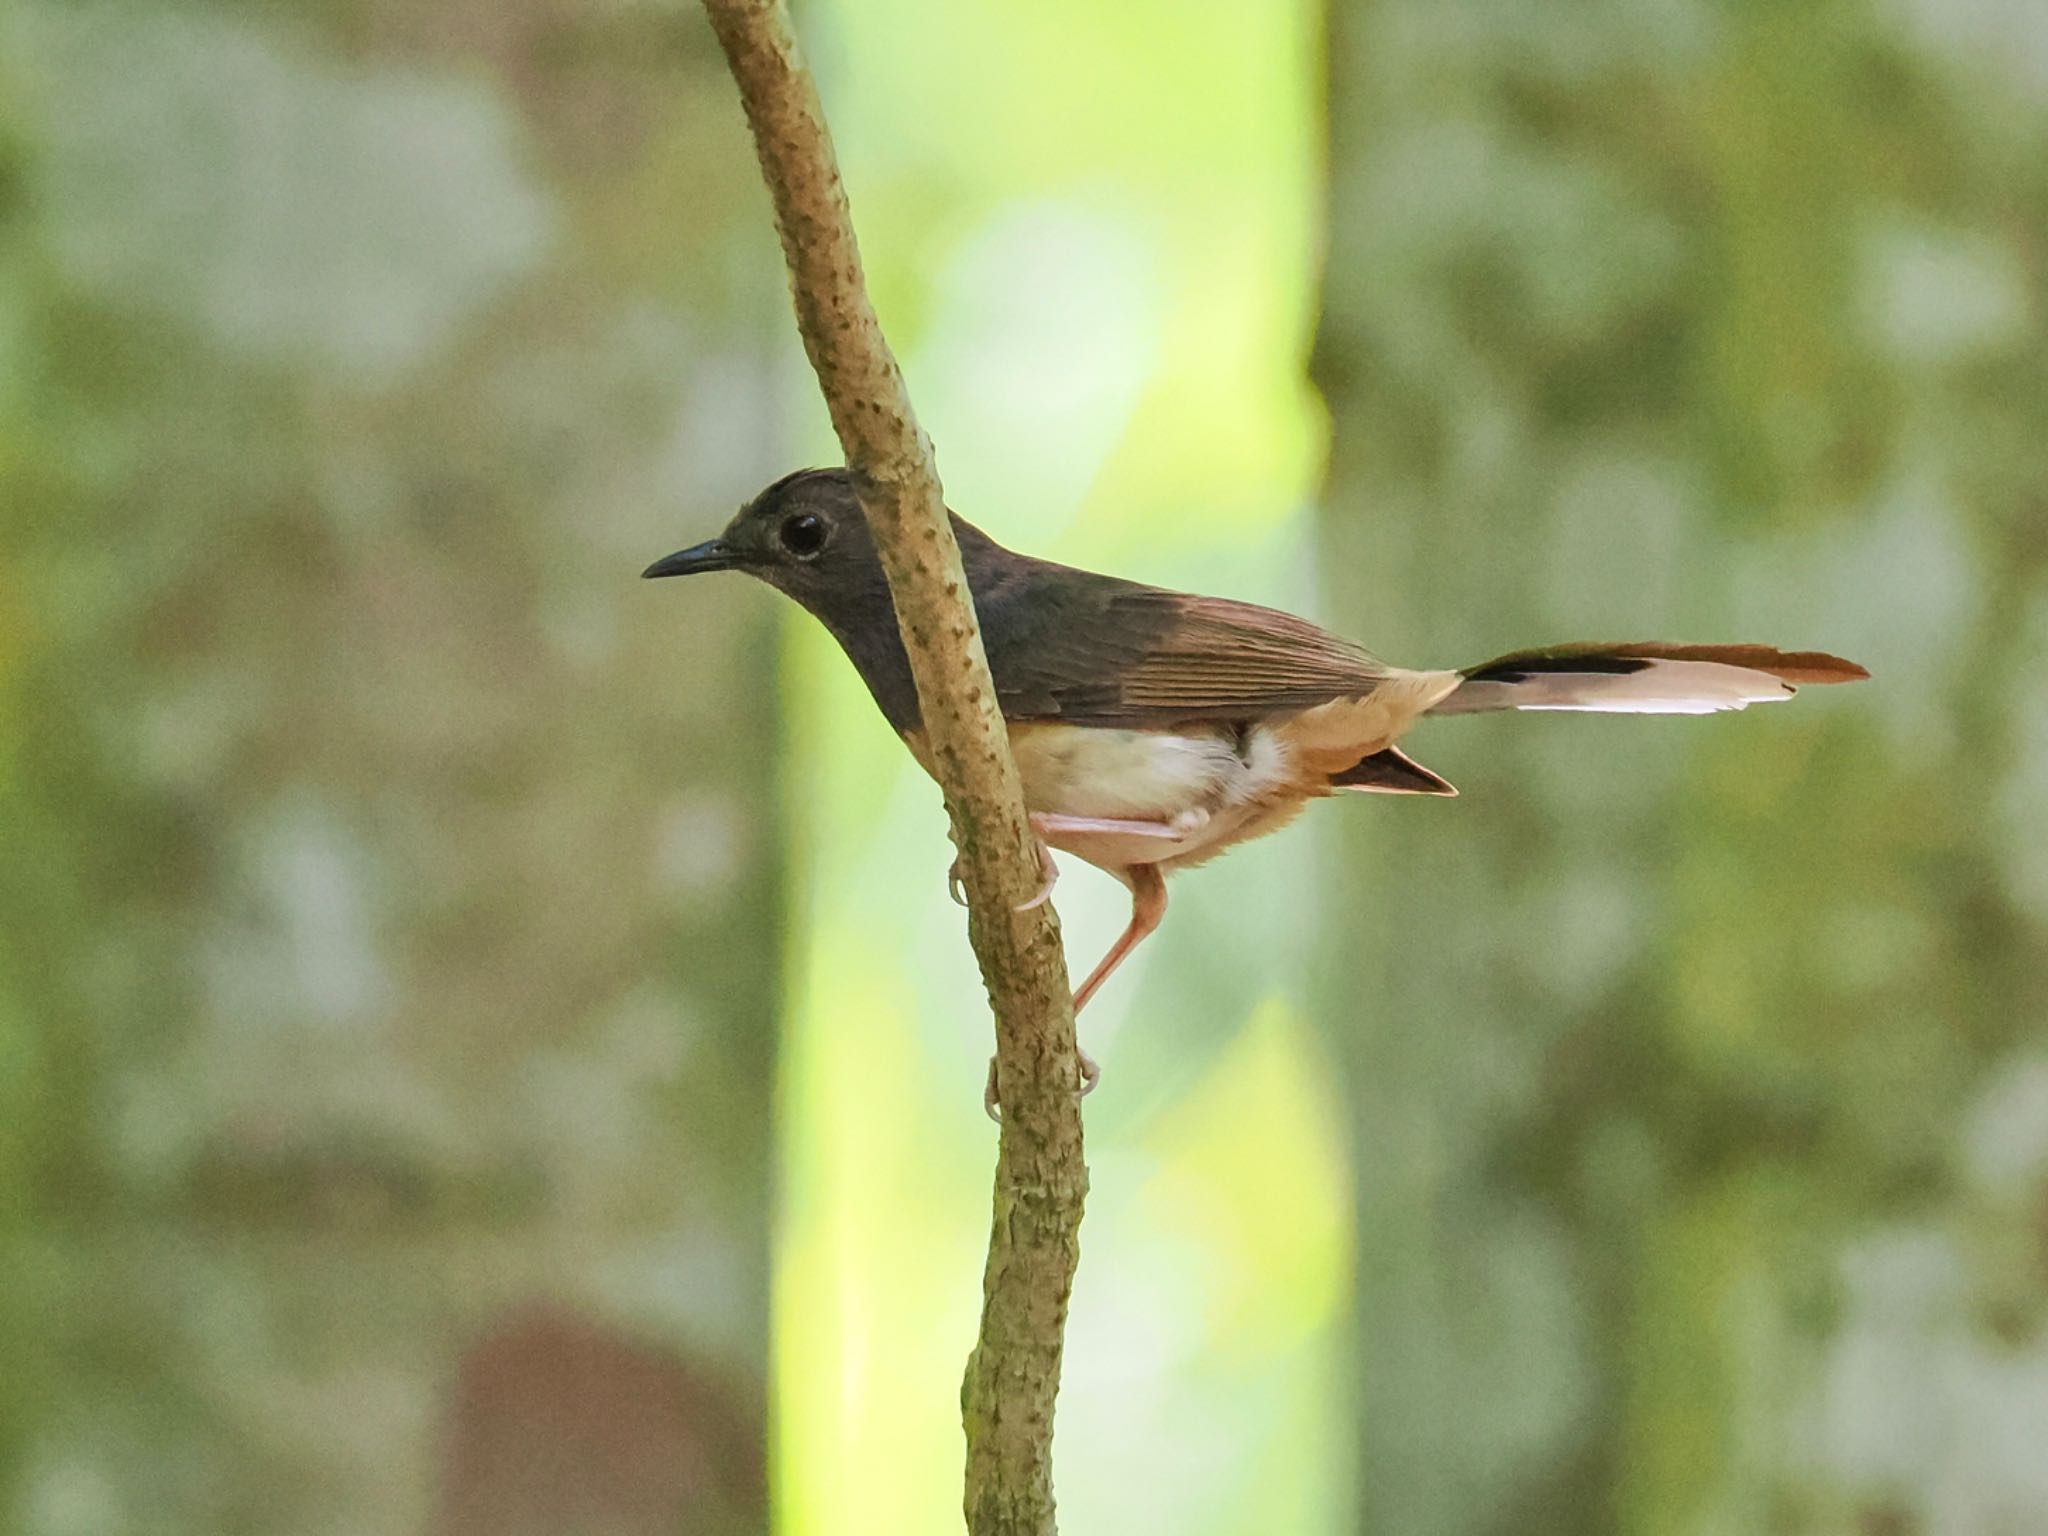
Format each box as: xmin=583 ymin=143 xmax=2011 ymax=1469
xmin=698 ymin=3 xmax=1089 ymax=1531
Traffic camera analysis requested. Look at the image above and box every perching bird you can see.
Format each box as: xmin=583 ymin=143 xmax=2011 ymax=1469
xmin=647 ymin=468 xmax=1866 ymax=1091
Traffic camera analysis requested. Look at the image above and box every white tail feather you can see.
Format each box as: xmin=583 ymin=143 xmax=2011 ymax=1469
xmin=1440 ymin=659 xmax=1796 ymax=716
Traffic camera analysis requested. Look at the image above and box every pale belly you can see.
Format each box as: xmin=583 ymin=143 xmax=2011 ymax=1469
xmin=1007 ymin=721 xmax=1311 ymax=872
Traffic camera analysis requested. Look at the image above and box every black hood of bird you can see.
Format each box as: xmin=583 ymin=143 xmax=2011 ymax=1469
xmin=644 ymin=468 xmax=1006 ymax=731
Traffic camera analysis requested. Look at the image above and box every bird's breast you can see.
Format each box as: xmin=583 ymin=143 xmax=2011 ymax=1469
xmin=1011 ymin=720 xmax=1311 ymax=872
xmin=1009 ymin=721 xmax=1246 ymax=820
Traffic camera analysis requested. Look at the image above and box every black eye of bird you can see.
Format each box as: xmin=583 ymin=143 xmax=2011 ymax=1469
xmin=779 ymin=512 xmax=827 ymax=558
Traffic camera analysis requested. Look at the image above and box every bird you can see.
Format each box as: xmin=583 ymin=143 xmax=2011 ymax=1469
xmin=646 ymin=467 xmax=1866 ymax=1103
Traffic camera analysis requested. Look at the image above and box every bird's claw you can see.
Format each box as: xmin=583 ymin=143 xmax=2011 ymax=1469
xmin=982 ymin=1045 xmax=1100 ymax=1122
xmin=1015 ymin=840 xmax=1058 ymax=911
xmin=949 ymin=840 xmax=1059 ymax=913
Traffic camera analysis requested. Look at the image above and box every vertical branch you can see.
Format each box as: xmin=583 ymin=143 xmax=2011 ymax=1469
xmin=697 ymin=3 xmax=1089 ymax=1531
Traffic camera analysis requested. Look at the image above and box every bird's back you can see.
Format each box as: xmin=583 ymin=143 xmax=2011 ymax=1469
xmin=955 ymin=521 xmax=1394 ymax=730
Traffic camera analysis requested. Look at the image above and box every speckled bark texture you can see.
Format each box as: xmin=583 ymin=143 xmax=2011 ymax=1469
xmin=699 ymin=4 xmax=1089 ymax=1532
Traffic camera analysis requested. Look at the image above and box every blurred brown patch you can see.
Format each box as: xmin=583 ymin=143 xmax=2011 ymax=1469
xmin=435 ymin=1303 xmax=762 ymax=1536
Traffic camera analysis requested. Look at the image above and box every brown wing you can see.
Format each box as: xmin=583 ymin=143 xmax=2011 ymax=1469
xmin=971 ymin=557 xmax=1389 ymax=727
xmin=1113 ymin=593 xmax=1390 ymax=714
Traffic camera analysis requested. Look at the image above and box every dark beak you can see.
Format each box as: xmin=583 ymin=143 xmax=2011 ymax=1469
xmin=642 ymin=539 xmax=743 ymax=579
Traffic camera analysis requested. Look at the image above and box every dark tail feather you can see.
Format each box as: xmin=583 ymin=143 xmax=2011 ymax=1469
xmin=1431 ymin=642 xmax=1867 ymax=716
xmin=1331 ymin=746 xmax=1458 ymax=796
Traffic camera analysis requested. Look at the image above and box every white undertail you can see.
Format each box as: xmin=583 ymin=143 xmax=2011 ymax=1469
xmin=1428 ymin=642 xmax=1868 ymax=717
xmin=1439 ymin=659 xmax=1796 ymax=715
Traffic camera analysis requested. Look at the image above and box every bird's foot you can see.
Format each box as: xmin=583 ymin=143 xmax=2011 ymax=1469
xmin=1017 ymin=838 xmax=1058 ymax=911
xmin=983 ymin=1045 xmax=1101 ymax=1122
xmin=948 ymin=838 xmax=1059 ymax=913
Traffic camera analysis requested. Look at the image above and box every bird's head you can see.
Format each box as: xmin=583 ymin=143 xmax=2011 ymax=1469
xmin=643 ymin=467 xmax=885 ymax=612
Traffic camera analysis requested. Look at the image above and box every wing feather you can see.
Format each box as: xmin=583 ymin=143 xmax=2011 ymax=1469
xmin=971 ymin=557 xmax=1388 ymax=726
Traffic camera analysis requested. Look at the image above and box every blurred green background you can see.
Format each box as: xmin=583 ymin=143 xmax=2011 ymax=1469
xmin=1 ymin=0 xmax=2042 ymax=1533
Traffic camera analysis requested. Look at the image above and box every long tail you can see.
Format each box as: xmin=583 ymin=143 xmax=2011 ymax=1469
xmin=1429 ymin=642 xmax=1868 ymax=716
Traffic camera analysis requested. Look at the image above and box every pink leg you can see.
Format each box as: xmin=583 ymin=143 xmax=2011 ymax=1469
xmin=951 ymin=813 xmax=1175 ymax=913
xmin=1017 ymin=812 xmax=1177 ymax=916
xmin=1031 ymin=812 xmax=1183 ymax=841
xmin=1072 ymin=863 xmax=1168 ymax=1015
xmin=982 ymin=860 xmax=1169 ymax=1121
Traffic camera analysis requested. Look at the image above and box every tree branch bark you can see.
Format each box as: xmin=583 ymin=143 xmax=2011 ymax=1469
xmin=698 ymin=3 xmax=1089 ymax=1531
